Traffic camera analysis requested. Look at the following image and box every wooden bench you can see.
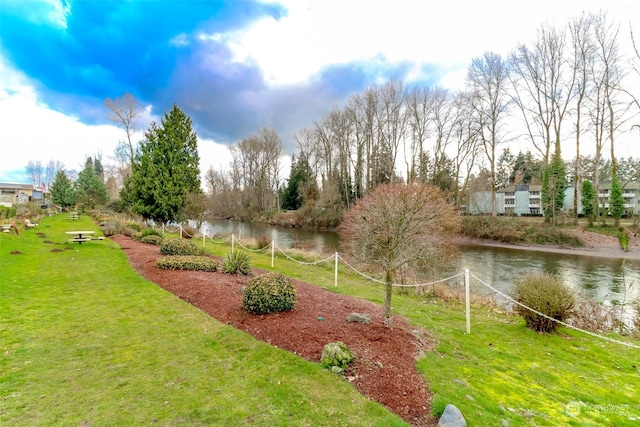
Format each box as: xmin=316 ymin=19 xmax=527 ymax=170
xmin=66 ymin=231 xmax=95 ymax=244
xmin=68 ymin=238 xmax=92 ymax=243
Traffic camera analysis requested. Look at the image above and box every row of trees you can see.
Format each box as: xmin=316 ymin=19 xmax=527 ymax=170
xmin=25 ymin=160 xmax=66 ymax=189
xmin=50 ymin=158 xmax=108 ymax=209
xmin=199 ymin=11 xmax=639 ymax=226
xmin=88 ymin=12 xmax=640 ymax=228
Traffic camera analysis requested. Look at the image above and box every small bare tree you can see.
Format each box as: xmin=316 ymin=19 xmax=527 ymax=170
xmin=104 ymin=92 xmax=142 ymax=166
xmin=339 ymin=182 xmax=461 ymax=328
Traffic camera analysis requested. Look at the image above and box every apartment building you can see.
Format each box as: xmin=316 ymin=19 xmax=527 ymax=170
xmin=465 ymin=182 xmax=640 ymax=216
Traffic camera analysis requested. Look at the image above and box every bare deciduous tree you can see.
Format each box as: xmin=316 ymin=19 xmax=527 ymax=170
xmin=588 ymin=13 xmax=630 ymax=223
xmin=510 ymin=23 xmax=576 ymax=165
xmin=339 ymin=182 xmax=461 ymax=328
xmin=375 ymin=80 xmax=407 ymax=185
xmin=230 ymin=127 xmax=283 ymax=215
xmin=405 ymin=86 xmax=435 ymax=183
xmin=104 ymin=92 xmax=142 ymax=166
xmin=569 ymin=13 xmax=596 ymax=223
xmin=466 ymin=52 xmax=512 ymax=216
xmin=25 ymin=160 xmax=44 ymax=187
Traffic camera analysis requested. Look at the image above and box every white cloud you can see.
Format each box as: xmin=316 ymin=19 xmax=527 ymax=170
xmin=0 ymin=60 xmax=121 ymax=180
xmin=0 ymin=57 xmax=236 ymax=185
xmin=239 ymin=0 xmax=640 ymax=88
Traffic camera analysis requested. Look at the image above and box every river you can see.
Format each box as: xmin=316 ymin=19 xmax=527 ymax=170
xmin=201 ymin=219 xmax=640 ymax=306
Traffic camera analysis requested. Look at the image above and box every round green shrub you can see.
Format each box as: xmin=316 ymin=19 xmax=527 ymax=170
xmin=320 ymin=342 xmax=354 ymax=373
xmin=141 ymin=234 xmax=164 ymax=245
xmin=156 ymin=255 xmax=217 ymax=271
xmin=222 ymin=250 xmax=252 ymax=275
xmin=160 ymin=238 xmax=199 ymax=256
xmin=141 ymin=228 xmax=163 ymax=238
xmin=242 ymin=272 xmax=296 ymax=315
xmin=511 ymin=272 xmax=575 ymax=333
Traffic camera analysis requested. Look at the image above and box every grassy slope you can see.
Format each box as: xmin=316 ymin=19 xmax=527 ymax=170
xmin=213 ymin=238 xmax=640 ymax=426
xmin=0 ymin=215 xmax=406 ymax=426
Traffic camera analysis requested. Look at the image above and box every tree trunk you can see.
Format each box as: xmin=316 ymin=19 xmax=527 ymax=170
xmin=384 ymin=269 xmax=393 ymax=328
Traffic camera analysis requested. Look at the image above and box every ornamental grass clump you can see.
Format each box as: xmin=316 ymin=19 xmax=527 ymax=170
xmin=511 ymin=272 xmax=575 ymax=333
xmin=156 ymin=255 xmax=217 ymax=271
xmin=221 ymin=250 xmax=252 ymax=275
xmin=160 ymin=238 xmax=199 ymax=256
xmin=242 ymin=272 xmax=296 ymax=315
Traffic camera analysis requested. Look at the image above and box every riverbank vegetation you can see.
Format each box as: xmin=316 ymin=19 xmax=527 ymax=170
xmin=460 ymin=216 xmax=585 ymax=246
xmin=4 ymin=214 xmax=639 ymax=426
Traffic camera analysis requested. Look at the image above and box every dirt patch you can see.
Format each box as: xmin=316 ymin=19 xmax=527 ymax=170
xmin=9 ymin=251 xmax=22 ymax=255
xmin=110 ymin=235 xmax=437 ymax=426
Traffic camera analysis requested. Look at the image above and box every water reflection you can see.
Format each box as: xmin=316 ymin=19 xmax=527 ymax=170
xmin=202 ymin=219 xmax=640 ymax=305
xmin=455 ymin=244 xmax=640 ymax=305
xmin=202 ymin=219 xmax=340 ymax=254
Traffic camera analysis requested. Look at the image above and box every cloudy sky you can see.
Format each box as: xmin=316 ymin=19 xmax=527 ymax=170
xmin=1 ymin=0 xmax=638 ymax=183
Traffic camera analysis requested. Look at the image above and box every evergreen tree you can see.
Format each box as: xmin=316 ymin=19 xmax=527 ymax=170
xmin=541 ymin=142 xmax=566 ymax=225
xmin=609 ymin=172 xmax=625 ymax=227
xmin=50 ymin=170 xmax=76 ymax=209
xmin=128 ymin=104 xmax=201 ymax=223
xmin=581 ymin=180 xmax=596 ymax=227
xmin=75 ymin=159 xmax=108 ymax=209
xmin=281 ymin=155 xmax=308 ymax=211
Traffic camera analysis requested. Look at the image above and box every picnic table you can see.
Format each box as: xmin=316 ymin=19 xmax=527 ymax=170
xmin=66 ymin=231 xmax=103 ymax=244
xmin=1 ymin=224 xmax=11 ymax=233
xmin=68 ymin=212 xmax=80 ymax=220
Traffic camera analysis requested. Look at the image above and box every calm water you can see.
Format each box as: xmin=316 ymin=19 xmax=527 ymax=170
xmin=202 ymin=219 xmax=640 ymax=305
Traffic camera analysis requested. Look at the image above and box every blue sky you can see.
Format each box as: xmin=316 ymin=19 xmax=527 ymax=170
xmin=1 ymin=0 xmax=638 ymax=183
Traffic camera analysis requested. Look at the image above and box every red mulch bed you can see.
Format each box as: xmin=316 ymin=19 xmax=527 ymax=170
xmin=110 ymin=235 xmax=437 ymax=426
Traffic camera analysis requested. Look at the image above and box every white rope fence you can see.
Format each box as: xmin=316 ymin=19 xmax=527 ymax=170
xmin=164 ymin=226 xmax=640 ymax=349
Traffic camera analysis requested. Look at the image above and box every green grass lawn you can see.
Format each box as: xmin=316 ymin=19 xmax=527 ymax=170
xmin=207 ymin=235 xmax=640 ymax=426
xmin=0 ymin=215 xmax=406 ymax=426
xmin=3 ymin=215 xmax=640 ymax=426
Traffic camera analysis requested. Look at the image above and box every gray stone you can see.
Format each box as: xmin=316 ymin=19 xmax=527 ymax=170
xmin=501 ymin=419 xmax=509 ymax=427
xmin=452 ymin=379 xmax=467 ymax=387
xmin=346 ymin=312 xmax=371 ymax=324
xmin=438 ymin=404 xmax=467 ymax=427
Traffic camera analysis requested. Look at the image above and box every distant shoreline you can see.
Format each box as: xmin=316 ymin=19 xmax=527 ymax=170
xmin=457 ymin=238 xmax=640 ymax=262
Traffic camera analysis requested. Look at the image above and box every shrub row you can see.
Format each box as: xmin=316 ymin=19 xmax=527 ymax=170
xmin=156 ymin=255 xmax=218 ymax=271
xmin=461 ymin=216 xmax=584 ymax=247
xmin=99 ymin=220 xmax=137 ymax=237
xmin=141 ymin=235 xmax=163 ymax=245
xmin=160 ymin=238 xmax=199 ymax=256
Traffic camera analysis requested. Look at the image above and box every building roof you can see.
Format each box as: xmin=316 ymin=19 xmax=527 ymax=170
xmin=0 ymin=183 xmax=33 ymax=190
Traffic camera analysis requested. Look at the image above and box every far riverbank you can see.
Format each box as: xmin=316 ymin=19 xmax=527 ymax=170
xmin=458 ymin=231 xmax=640 ymax=261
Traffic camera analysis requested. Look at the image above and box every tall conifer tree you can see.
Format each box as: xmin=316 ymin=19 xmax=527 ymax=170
xmin=128 ymin=104 xmax=201 ymax=223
